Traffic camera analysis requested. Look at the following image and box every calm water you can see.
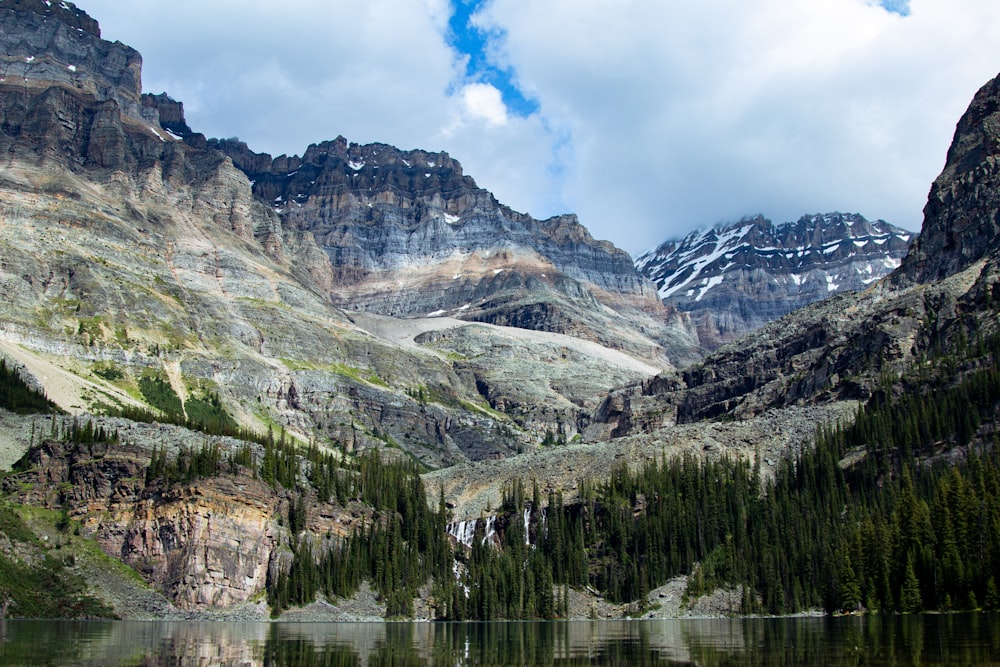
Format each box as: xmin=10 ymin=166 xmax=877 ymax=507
xmin=0 ymin=614 xmax=997 ymax=666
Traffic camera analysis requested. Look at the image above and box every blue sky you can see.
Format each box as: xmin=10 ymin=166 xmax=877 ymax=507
xmin=447 ymin=0 xmax=537 ymax=117
xmin=84 ymin=0 xmax=1000 ymax=254
xmin=879 ymin=0 xmax=911 ymax=16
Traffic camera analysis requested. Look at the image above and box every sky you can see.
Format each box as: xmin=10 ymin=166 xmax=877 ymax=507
xmin=82 ymin=0 xmax=1000 ymax=255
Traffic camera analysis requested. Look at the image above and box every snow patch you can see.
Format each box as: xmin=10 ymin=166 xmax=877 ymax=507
xmin=656 ymin=223 xmax=754 ymax=299
xmin=67 ymin=65 xmax=76 ymax=72
xmin=427 ymin=310 xmax=446 ymax=318
xmin=694 ymin=275 xmax=725 ymax=302
xmin=348 ymin=160 xmax=364 ymax=171
xmin=444 ymin=213 xmax=460 ymax=225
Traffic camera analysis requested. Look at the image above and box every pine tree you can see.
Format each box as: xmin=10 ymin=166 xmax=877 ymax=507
xmin=900 ymin=555 xmax=922 ymax=613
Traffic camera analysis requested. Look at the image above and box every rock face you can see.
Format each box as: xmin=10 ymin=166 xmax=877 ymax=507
xmin=897 ymin=74 xmax=1000 ymax=285
xmin=0 ymin=0 xmax=151 ymax=127
xmin=636 ymin=213 xmax=914 ymax=349
xmin=0 ymin=0 xmax=672 ymax=468
xmin=209 ymin=137 xmax=700 ymax=366
xmin=3 ymin=430 xmax=374 ymax=610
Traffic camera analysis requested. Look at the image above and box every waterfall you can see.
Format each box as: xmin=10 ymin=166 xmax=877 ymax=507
xmin=446 ymin=515 xmax=500 ymax=548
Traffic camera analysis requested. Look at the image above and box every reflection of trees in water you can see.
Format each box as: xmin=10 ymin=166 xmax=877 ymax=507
xmin=1 ymin=616 xmax=999 ymax=666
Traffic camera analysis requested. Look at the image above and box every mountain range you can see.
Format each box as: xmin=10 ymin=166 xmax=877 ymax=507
xmin=0 ymin=0 xmax=998 ymax=621
xmin=636 ymin=213 xmax=914 ymax=348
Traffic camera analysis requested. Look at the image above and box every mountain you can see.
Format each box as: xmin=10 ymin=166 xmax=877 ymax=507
xmin=635 ymin=213 xmax=915 ymax=348
xmin=592 ymin=74 xmax=1000 ymax=441
xmin=3 ymin=0 xmax=1000 ymax=622
xmin=0 ymin=0 xmax=681 ymax=615
xmin=194 ymin=135 xmax=701 ymax=367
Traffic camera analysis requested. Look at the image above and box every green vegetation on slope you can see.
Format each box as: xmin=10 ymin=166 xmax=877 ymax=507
xmin=0 ymin=504 xmax=116 ymax=619
xmin=13 ymin=301 xmax=998 ymax=620
xmin=0 ymin=359 xmax=61 ymax=415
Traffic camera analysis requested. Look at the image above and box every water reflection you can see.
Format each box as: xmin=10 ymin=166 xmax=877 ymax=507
xmin=0 ymin=614 xmax=997 ymax=666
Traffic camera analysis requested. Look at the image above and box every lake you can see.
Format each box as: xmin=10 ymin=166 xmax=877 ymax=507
xmin=0 ymin=614 xmax=997 ymax=665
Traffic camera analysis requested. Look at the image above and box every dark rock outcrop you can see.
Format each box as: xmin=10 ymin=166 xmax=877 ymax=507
xmin=142 ymin=92 xmax=193 ymax=137
xmin=897 ymin=74 xmax=1000 ymax=285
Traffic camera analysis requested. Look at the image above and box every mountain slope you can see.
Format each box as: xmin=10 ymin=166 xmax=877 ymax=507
xmin=636 ymin=213 xmax=914 ymax=348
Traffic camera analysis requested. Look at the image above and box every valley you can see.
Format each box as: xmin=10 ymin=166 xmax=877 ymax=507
xmin=0 ymin=0 xmax=999 ymax=622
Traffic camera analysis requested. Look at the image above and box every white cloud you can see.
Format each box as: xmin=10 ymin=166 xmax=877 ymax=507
xmin=460 ymin=83 xmax=509 ymax=126
xmin=85 ymin=0 xmax=460 ymax=154
xmin=477 ymin=0 xmax=1000 ymax=252
xmin=80 ymin=0 xmax=1000 ymax=255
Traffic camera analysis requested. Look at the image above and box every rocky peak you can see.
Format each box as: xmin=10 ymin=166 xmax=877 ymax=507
xmin=636 ymin=212 xmax=914 ymax=348
xmin=897 ymin=72 xmax=1000 ymax=284
xmin=141 ymin=92 xmax=193 ymax=138
xmin=210 ymin=135 xmax=651 ymax=298
xmin=1 ymin=0 xmax=98 ymax=36
xmin=0 ymin=0 xmax=149 ymax=126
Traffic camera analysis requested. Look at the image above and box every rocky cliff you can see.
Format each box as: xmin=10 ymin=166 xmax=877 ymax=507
xmin=1 ymin=420 xmax=384 ymax=611
xmin=897 ymin=74 xmax=1000 ymax=285
xmin=0 ymin=0 xmax=151 ymax=128
xmin=636 ymin=213 xmax=914 ymax=349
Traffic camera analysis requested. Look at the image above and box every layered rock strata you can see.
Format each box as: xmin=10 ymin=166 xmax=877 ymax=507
xmin=209 ymin=137 xmax=701 ymax=366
